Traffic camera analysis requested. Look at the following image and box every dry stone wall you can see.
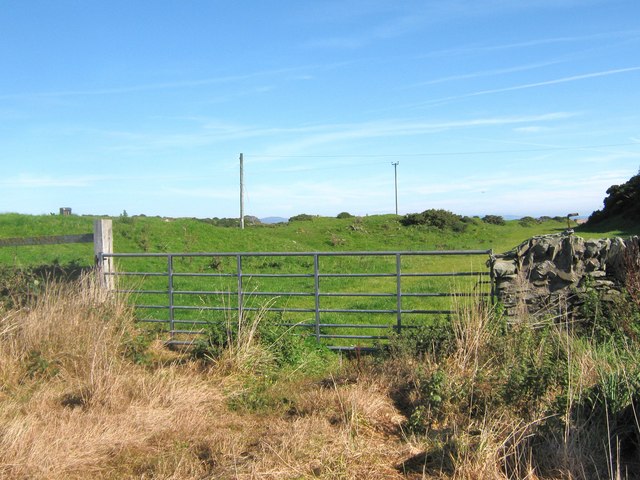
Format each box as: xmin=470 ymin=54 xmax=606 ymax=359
xmin=490 ymin=231 xmax=638 ymax=318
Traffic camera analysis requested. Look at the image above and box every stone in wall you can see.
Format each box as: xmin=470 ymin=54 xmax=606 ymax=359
xmin=490 ymin=231 xmax=639 ymax=319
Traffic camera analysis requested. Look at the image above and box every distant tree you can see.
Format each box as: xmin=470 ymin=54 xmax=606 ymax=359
xmin=337 ymin=212 xmax=353 ymax=219
xmin=119 ymin=210 xmax=133 ymax=225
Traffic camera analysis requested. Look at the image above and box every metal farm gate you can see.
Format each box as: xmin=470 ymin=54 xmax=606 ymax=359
xmin=103 ymin=250 xmax=494 ymax=350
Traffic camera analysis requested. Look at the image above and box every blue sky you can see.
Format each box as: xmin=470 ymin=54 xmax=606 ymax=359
xmin=1 ymin=0 xmax=639 ymax=219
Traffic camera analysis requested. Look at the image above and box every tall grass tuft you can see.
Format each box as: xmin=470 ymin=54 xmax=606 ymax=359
xmin=0 ymin=274 xmax=227 ymax=479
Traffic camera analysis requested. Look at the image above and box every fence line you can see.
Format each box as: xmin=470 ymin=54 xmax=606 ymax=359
xmin=0 ymin=219 xmax=114 ymax=289
xmin=0 ymin=233 xmax=94 ymax=247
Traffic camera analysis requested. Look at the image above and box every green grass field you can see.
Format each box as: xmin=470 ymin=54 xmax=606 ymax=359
xmin=1 ymin=212 xmax=636 ymax=348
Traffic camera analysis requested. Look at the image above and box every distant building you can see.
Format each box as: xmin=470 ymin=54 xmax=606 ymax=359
xmin=59 ymin=207 xmax=72 ymax=216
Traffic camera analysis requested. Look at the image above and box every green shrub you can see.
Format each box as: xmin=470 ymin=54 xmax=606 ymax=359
xmin=576 ymin=279 xmax=640 ymax=344
xmin=337 ymin=212 xmax=353 ymax=219
xmin=482 ymin=215 xmax=506 ymax=225
xmin=385 ymin=318 xmax=454 ymax=359
xmin=501 ymin=322 xmax=567 ymax=413
xmin=519 ymin=216 xmax=537 ymax=227
xmin=400 ymin=209 xmax=466 ymax=231
xmin=289 ymin=214 xmax=314 ymax=222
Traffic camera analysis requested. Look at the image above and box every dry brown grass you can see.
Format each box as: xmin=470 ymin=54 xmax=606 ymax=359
xmin=2 ymin=273 xmax=638 ymax=479
xmin=0 ymin=275 xmax=415 ymax=479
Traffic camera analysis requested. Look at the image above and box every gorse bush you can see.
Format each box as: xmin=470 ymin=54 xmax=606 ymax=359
xmin=518 ymin=216 xmax=538 ymax=227
xmin=482 ymin=214 xmax=505 ymax=225
xmin=289 ymin=213 xmax=314 ymax=222
xmin=400 ymin=209 xmax=467 ymax=232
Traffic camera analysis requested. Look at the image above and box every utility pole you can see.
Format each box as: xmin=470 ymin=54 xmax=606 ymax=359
xmin=392 ymin=162 xmax=399 ymax=215
xmin=239 ymin=153 xmax=244 ymax=230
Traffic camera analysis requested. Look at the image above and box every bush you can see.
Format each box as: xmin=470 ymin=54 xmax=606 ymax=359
xmin=577 ymin=278 xmax=640 ymax=344
xmin=587 ymin=173 xmax=640 ymax=225
xmin=385 ymin=318 xmax=454 ymax=359
xmin=400 ymin=209 xmax=466 ymax=231
xmin=519 ymin=216 xmax=537 ymax=227
xmin=336 ymin=212 xmax=353 ymax=219
xmin=482 ymin=215 xmax=505 ymax=225
xmin=289 ymin=214 xmax=314 ymax=222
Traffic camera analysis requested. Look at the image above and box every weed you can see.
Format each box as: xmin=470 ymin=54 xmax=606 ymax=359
xmin=385 ymin=318 xmax=454 ymax=359
xmin=120 ymin=330 xmax=154 ymax=365
xmin=192 ymin=303 xmax=332 ymax=377
xmin=578 ymin=277 xmax=640 ymax=344
xmin=24 ymin=350 xmax=60 ymax=379
xmin=328 ymin=233 xmax=346 ymax=247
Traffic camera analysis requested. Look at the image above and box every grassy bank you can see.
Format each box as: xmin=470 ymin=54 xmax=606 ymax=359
xmin=0 ymin=212 xmax=605 ymax=269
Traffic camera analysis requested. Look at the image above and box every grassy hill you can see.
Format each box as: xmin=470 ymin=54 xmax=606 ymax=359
xmin=2 ymin=212 xmax=624 ymax=269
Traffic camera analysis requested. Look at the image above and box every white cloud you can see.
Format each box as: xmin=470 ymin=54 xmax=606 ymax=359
xmin=513 ymin=126 xmax=548 ymax=133
xmin=413 ymin=67 xmax=640 ymax=108
xmin=420 ymin=28 xmax=640 ymax=58
xmin=404 ymin=60 xmax=563 ymax=88
xmin=0 ymin=64 xmax=330 ymax=100
xmin=257 ymin=112 xmax=576 ymax=156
